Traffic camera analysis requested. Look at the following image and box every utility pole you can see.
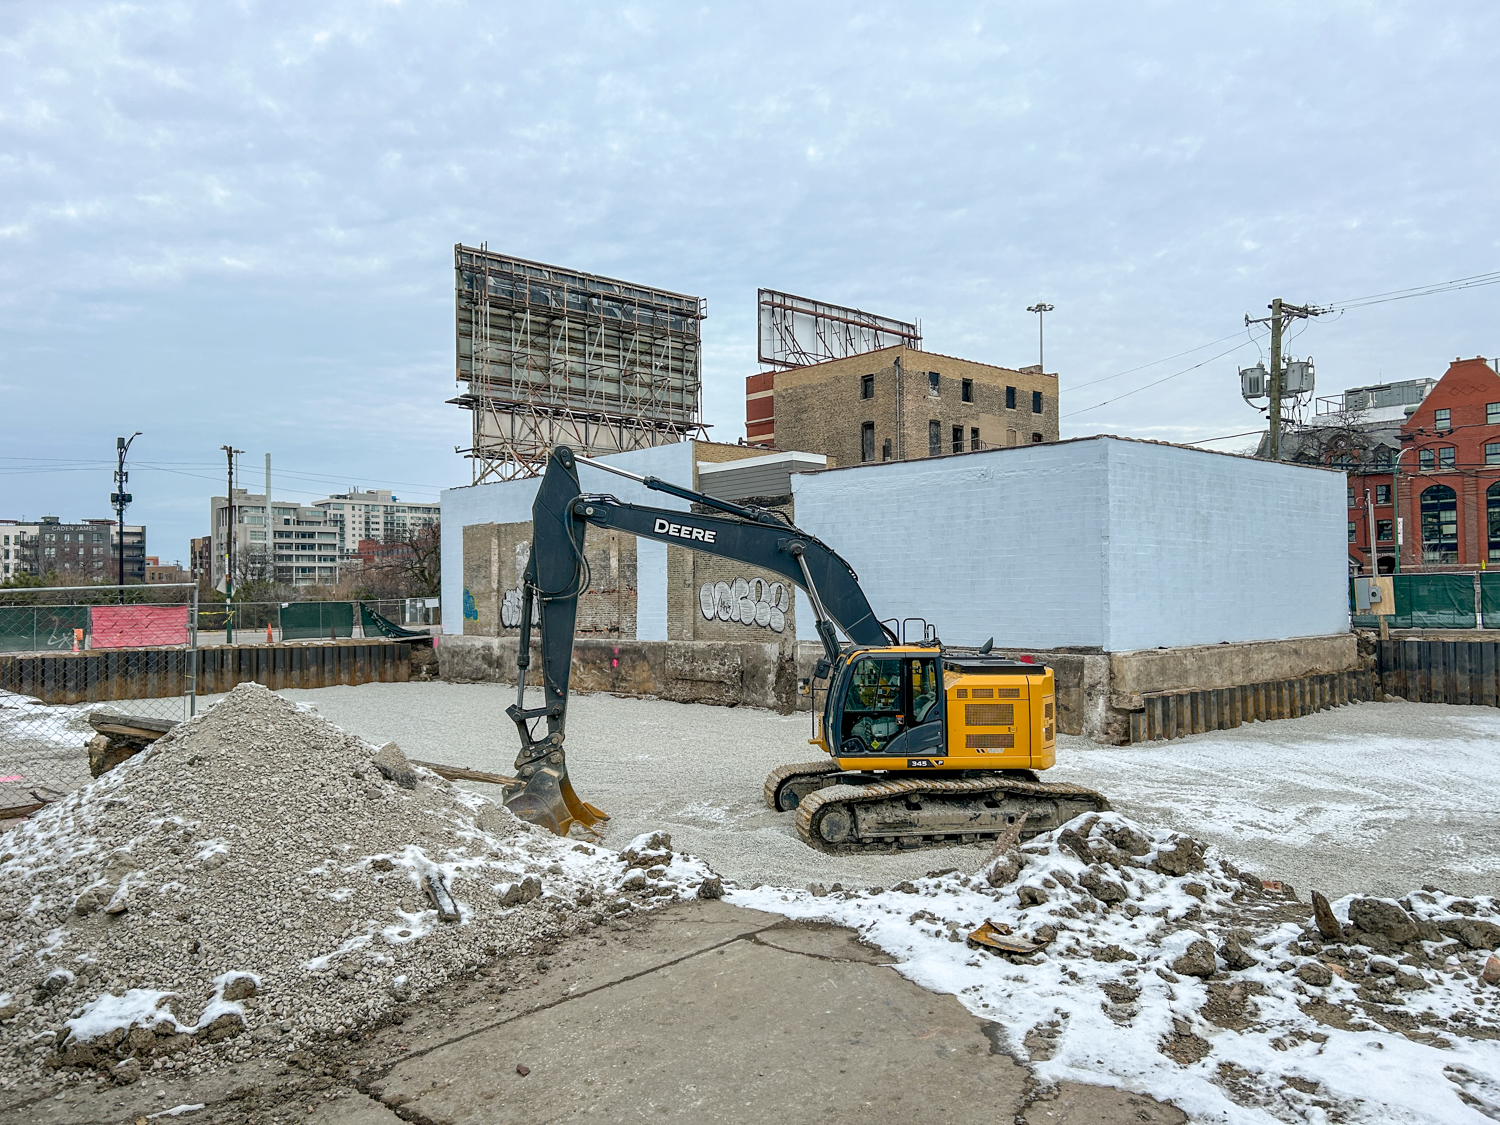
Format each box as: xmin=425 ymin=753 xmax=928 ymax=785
xmin=112 ymin=433 xmax=141 ymax=603
xmin=1027 ymin=303 xmax=1055 ymax=371
xmin=1245 ymin=298 xmax=1322 ymax=461
xmin=222 ymin=445 xmax=243 ymax=643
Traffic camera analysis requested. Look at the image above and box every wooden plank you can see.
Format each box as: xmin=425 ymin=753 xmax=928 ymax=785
xmin=409 ymin=760 xmax=517 ymax=786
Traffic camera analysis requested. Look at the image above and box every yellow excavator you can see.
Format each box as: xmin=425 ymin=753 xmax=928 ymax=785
xmin=503 ymin=447 xmax=1108 ymax=852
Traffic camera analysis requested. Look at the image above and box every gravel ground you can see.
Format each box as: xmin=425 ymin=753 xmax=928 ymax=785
xmin=240 ymin=682 xmax=1500 ymax=898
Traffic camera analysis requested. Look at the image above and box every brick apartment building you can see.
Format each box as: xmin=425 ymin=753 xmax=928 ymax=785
xmin=1335 ymin=357 xmax=1500 ymax=573
xmin=745 ymin=345 xmax=1059 ymax=466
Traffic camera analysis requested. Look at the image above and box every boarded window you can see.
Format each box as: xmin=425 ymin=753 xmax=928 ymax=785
xmin=860 ymin=374 xmax=874 ymax=399
xmin=961 ymin=378 xmax=973 ymax=402
xmin=928 ymin=420 xmax=941 ymax=456
xmin=1032 ymin=390 xmax=1043 ymax=413
xmin=861 ymin=421 xmax=875 ymax=463
xmin=1005 ymin=386 xmax=1016 ymax=409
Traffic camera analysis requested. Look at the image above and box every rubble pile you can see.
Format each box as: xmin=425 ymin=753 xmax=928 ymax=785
xmin=737 ymin=812 xmax=1500 ymax=1124
xmin=0 ymin=684 xmax=715 ymax=1091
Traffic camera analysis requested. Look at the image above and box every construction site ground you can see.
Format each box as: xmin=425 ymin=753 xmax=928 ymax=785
xmin=262 ymin=681 xmax=1500 ymax=898
xmin=8 ymin=899 xmax=1184 ymax=1125
xmin=4 ymin=682 xmax=1498 ymax=1125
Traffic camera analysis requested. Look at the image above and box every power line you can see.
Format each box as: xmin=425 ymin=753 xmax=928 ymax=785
xmin=1327 ymin=270 xmax=1500 ymax=311
xmin=1061 ymin=329 xmax=1252 ymax=393
xmin=1063 ymin=334 xmax=1267 ymax=419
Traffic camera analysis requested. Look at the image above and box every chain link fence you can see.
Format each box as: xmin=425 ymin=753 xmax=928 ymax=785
xmin=0 ymin=584 xmax=198 ymax=819
xmin=1351 ymin=572 xmax=1500 ymax=629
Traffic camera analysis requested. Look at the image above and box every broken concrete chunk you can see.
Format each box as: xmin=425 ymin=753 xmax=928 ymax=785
xmin=104 ymin=881 xmax=130 ymax=915
xmin=1439 ymin=917 xmax=1500 ymax=950
xmin=1482 ymin=955 xmax=1500 ymax=986
xmin=1219 ymin=936 xmax=1257 ymax=971
xmin=985 ymin=854 xmax=1023 ymax=888
xmin=1152 ymin=836 xmax=1206 ymax=877
xmin=500 ymin=876 xmax=542 ymax=907
xmin=110 ymin=1057 xmax=142 ymax=1085
xmin=372 ymin=742 xmax=418 ymax=790
xmin=622 ymin=831 xmax=673 ymax=869
xmin=221 ymin=975 xmax=258 ymax=1002
xmin=1170 ymin=939 xmax=1217 ymax=978
xmin=696 ymin=876 xmax=724 ymax=900
xmin=1018 ymin=885 xmax=1049 ymax=907
xmin=1311 ymin=890 xmax=1342 ymax=941
xmin=1079 ymin=867 xmax=1127 ymax=904
xmin=1348 ymin=898 xmax=1418 ymax=944
xmin=1295 ymin=961 xmax=1333 ymax=987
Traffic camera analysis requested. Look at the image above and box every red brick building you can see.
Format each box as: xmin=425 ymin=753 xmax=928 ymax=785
xmin=1345 ymin=357 xmax=1500 ymax=573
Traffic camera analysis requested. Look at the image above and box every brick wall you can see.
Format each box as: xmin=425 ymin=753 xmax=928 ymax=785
xmin=769 ymin=346 xmax=1059 ymax=467
xmin=461 ymin=521 xmax=637 ymax=637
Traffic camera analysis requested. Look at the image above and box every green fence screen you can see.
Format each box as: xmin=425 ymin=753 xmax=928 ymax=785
xmin=278 ymin=601 xmax=355 ymax=640
xmin=0 ymin=605 xmax=92 ymax=653
xmin=1351 ymin=573 xmax=1479 ymax=629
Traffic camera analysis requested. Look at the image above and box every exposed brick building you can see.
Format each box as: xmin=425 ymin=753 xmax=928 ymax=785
xmin=745 ymin=345 xmax=1059 ymax=465
xmin=1342 ymin=357 xmax=1500 ymax=573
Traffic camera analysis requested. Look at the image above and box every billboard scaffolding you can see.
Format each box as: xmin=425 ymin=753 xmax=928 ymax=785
xmin=452 ymin=246 xmax=708 ymax=482
xmin=757 ymin=289 xmax=921 ymax=370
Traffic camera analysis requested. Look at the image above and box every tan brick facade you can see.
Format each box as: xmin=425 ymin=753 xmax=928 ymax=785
xmin=750 ymin=345 xmax=1059 ymax=466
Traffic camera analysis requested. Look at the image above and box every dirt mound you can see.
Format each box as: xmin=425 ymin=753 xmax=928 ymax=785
xmin=0 ymin=683 xmax=713 ymax=1090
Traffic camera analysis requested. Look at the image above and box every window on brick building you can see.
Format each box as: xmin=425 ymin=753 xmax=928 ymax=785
xmin=1347 ymin=486 xmax=1355 ymax=507
xmin=1031 ymin=432 xmax=1043 ymax=443
xmin=1489 ymin=482 xmax=1500 ymax=561
xmin=928 ymin=420 xmax=941 ymax=456
xmin=1376 ymin=484 xmax=1390 ymax=504
xmin=1348 ymin=521 xmax=1357 ymax=543
xmin=1332 ymin=452 xmax=1356 ymax=470
xmin=1377 ymin=519 xmax=1393 ymax=542
xmin=1005 ymin=386 xmax=1016 ymax=409
xmin=1032 ymin=390 xmax=1043 ymax=413
xmin=881 ymin=438 xmax=892 ymax=462
xmin=1487 ymin=443 xmax=1500 ymax=465
xmin=1439 ymin=447 xmax=1456 ymax=469
xmin=1419 ymin=448 xmax=1435 ymax=471
xmin=1489 ymin=402 xmax=1500 ymax=424
xmin=1435 ymin=407 xmax=1451 ymax=431
xmin=970 ymin=427 xmax=980 ymax=451
xmin=1421 ymin=484 xmax=1458 ymax=563
xmin=860 ymin=374 xmax=874 ymax=399
xmin=861 ymin=421 xmax=875 ymax=462
xmin=928 ymin=371 xmax=940 ymax=395
xmin=1373 ymin=446 xmax=1392 ymax=467
xmin=961 ymin=378 xmax=973 ymax=402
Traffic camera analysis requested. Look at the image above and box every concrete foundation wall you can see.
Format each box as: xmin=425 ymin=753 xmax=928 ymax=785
xmin=791 ymin=435 xmax=1348 ymax=651
xmin=439 ymin=634 xmax=796 ymax=712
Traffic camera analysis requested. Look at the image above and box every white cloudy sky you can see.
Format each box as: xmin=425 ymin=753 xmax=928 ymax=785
xmin=2 ymin=1 xmax=1498 ymax=562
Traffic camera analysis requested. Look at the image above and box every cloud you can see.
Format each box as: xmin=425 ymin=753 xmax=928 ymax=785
xmin=1 ymin=0 xmax=1498 ymax=556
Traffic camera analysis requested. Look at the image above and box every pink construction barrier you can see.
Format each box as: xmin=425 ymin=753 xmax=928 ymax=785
xmin=89 ymin=605 xmax=190 ymax=649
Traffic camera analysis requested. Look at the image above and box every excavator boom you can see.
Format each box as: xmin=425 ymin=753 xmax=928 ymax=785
xmin=503 ymin=446 xmax=891 ymax=834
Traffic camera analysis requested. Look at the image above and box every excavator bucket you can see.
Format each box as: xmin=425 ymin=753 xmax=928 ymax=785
xmin=504 ymin=758 xmax=608 ymax=837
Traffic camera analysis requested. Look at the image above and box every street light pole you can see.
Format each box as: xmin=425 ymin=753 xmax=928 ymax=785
xmin=221 ymin=444 xmax=243 ymax=643
xmin=1027 ymin=303 xmax=1055 ymax=371
xmin=112 ymin=433 xmax=141 ymax=603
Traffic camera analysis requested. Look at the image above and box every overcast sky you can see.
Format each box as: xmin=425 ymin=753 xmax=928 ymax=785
xmin=3 ymin=1 xmax=1497 ymax=563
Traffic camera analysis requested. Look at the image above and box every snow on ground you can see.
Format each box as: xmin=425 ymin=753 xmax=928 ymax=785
xmin=731 ymin=812 xmax=1500 ymax=1125
xmin=231 ymin=683 xmax=1500 ymax=898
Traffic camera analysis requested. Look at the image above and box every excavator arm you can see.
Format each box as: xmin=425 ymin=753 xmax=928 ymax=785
xmin=503 ymin=445 xmax=893 ymax=835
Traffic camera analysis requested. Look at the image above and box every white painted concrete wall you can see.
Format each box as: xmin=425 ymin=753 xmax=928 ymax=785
xmin=791 ymin=436 xmax=1347 ymax=651
xmin=440 ymin=444 xmax=694 ymax=635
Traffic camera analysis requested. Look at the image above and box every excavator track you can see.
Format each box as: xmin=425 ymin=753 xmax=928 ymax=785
xmin=763 ymin=760 xmax=844 ymax=811
xmin=792 ymin=773 xmax=1110 ymax=855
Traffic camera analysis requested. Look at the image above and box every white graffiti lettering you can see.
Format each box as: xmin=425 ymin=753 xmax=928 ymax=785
xmin=699 ymin=577 xmax=789 ymax=633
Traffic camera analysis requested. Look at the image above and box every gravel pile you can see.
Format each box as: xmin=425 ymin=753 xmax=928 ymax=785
xmin=737 ymin=812 xmax=1500 ymax=1123
xmin=0 ymin=683 xmax=715 ymax=1091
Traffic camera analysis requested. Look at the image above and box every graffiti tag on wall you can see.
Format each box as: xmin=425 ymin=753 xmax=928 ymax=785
xmin=499 ymin=541 xmax=531 ymax=629
xmin=699 ymin=578 xmax=789 ymax=633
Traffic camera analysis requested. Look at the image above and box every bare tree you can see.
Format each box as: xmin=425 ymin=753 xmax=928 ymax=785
xmin=347 ymin=524 xmax=440 ymax=600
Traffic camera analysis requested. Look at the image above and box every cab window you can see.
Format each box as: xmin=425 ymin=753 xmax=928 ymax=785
xmin=840 ymin=656 xmax=940 ymax=753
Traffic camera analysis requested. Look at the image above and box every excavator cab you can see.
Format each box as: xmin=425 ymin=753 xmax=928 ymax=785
xmin=831 ymin=649 xmax=945 ymax=760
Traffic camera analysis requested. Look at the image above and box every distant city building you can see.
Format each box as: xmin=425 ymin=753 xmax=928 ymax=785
xmin=0 ymin=517 xmax=144 ymax=582
xmin=745 ymin=345 xmax=1059 ymax=465
xmin=189 ymin=536 xmax=213 ymax=586
xmin=310 ymin=490 xmax=440 ymax=559
xmin=144 ymin=557 xmax=192 ymax=584
xmin=209 ymin=490 xmax=341 ymax=588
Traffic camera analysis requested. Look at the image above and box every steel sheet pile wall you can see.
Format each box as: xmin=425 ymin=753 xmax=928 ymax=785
xmin=790 ymin=436 xmax=1349 ymax=651
xmin=453 ymin=246 xmax=707 ymax=482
